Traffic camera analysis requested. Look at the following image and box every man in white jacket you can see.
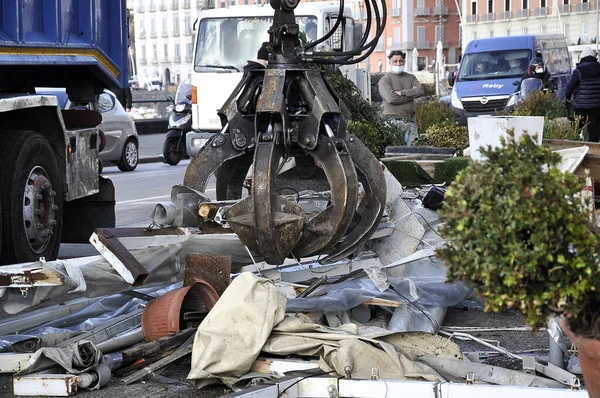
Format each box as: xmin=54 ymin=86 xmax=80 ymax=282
xmin=378 ymin=50 xmax=424 ymax=145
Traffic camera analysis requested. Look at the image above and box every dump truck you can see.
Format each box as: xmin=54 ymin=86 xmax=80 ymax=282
xmin=0 ymin=1 xmax=129 ymax=265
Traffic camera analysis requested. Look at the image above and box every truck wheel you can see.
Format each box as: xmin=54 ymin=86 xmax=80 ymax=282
xmin=117 ymin=138 xmax=138 ymax=172
xmin=0 ymin=131 xmax=63 ymax=265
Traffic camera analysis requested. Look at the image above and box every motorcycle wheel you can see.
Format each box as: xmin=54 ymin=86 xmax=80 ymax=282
xmin=163 ymin=136 xmax=183 ymax=165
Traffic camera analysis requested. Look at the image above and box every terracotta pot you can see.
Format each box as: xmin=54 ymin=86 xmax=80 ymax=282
xmin=560 ymin=317 xmax=600 ymax=397
xmin=141 ymin=280 xmax=219 ymax=342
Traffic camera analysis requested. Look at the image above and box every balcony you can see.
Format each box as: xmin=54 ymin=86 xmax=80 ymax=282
xmin=161 ymin=30 xmax=169 ymax=37
xmin=184 ymin=0 xmax=191 ymax=8
xmin=175 ymin=55 xmax=182 ymax=63
xmin=160 ymin=2 xmax=167 ymax=10
xmin=515 ymin=9 xmax=530 ymax=17
xmin=172 ymin=0 xmax=179 ymax=10
xmin=557 ymin=4 xmax=570 ymax=13
xmin=185 ymin=54 xmax=193 ymax=62
xmin=140 ymin=57 xmax=148 ymax=65
xmin=433 ymin=6 xmax=449 ymax=14
xmin=466 ymin=14 xmax=479 ymax=22
xmin=172 ymin=29 xmax=180 ymax=37
xmin=533 ymin=7 xmax=548 ymax=15
xmin=184 ymin=27 xmax=192 ymax=35
xmin=575 ymin=2 xmax=590 ymax=11
xmin=151 ymin=58 xmax=159 ymax=64
xmin=150 ymin=31 xmax=157 ymax=38
xmin=391 ymin=8 xmax=401 ymax=16
xmin=149 ymin=3 xmax=156 ymax=11
xmin=414 ymin=7 xmax=431 ymax=15
xmin=137 ymin=5 xmax=145 ymax=13
xmin=481 ymin=12 xmax=495 ymax=21
xmin=416 ymin=41 xmax=431 ymax=49
xmin=139 ymin=31 xmax=146 ymax=39
xmin=497 ymin=11 xmax=511 ymax=19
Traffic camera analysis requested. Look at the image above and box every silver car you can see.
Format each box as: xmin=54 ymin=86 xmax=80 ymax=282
xmin=37 ymin=88 xmax=139 ymax=172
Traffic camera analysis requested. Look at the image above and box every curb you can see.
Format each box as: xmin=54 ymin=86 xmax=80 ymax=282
xmin=139 ymin=156 xmax=161 ymax=164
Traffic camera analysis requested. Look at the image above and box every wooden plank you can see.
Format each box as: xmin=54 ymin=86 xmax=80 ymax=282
xmin=544 ymin=139 xmax=600 ymax=156
xmin=0 ymin=264 xmax=65 ymax=288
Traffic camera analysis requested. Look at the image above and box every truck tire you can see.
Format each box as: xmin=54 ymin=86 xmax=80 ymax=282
xmin=117 ymin=138 xmax=138 ymax=172
xmin=0 ymin=131 xmax=63 ymax=265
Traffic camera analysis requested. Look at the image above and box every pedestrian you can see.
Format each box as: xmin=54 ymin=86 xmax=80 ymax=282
xmin=243 ymin=42 xmax=269 ymax=72
xmin=378 ymin=50 xmax=424 ymax=146
xmin=110 ymin=86 xmax=132 ymax=112
xmin=565 ymin=48 xmax=600 ymax=142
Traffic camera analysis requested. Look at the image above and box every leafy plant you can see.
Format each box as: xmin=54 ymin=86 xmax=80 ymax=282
xmin=437 ymin=132 xmax=600 ymax=335
xmin=321 ymin=66 xmax=407 ymax=157
xmin=415 ymin=101 xmax=457 ymax=136
xmin=543 ymin=115 xmax=584 ymax=140
xmin=422 ymin=123 xmax=469 ymax=155
xmin=511 ymin=90 xmax=566 ymax=119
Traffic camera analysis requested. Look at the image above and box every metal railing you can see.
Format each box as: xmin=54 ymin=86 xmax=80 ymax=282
xmin=533 ymin=7 xmax=548 ymax=15
xmin=416 ymin=41 xmax=431 ymax=49
xmin=575 ymin=2 xmax=590 ymax=11
xmin=139 ymin=31 xmax=146 ymax=39
xmin=482 ymin=12 xmax=495 ymax=21
xmin=414 ymin=7 xmax=431 ymax=15
xmin=172 ymin=0 xmax=179 ymax=10
xmin=184 ymin=0 xmax=191 ymax=8
xmin=557 ymin=4 xmax=570 ymax=13
xmin=497 ymin=11 xmax=511 ymax=19
xmin=515 ymin=9 xmax=529 ymax=17
xmin=150 ymin=31 xmax=157 ymax=38
xmin=391 ymin=8 xmax=401 ymax=16
xmin=466 ymin=14 xmax=479 ymax=22
xmin=433 ymin=6 xmax=449 ymax=14
xmin=185 ymin=54 xmax=193 ymax=62
xmin=137 ymin=5 xmax=145 ymax=13
xmin=151 ymin=58 xmax=159 ymax=64
xmin=172 ymin=29 xmax=180 ymax=37
xmin=161 ymin=30 xmax=169 ymax=37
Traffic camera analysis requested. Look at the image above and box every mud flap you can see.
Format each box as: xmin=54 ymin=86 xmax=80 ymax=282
xmin=62 ymin=176 xmax=116 ymax=243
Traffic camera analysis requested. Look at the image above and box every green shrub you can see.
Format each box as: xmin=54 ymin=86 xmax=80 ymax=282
xmin=512 ymin=90 xmax=566 ymax=119
xmin=543 ymin=116 xmax=583 ymax=141
xmin=423 ymin=123 xmax=469 ymax=155
xmin=381 ymin=159 xmax=435 ymax=186
xmin=321 ymin=66 xmax=407 ymax=157
xmin=434 ymin=157 xmax=471 ymax=184
xmin=415 ymin=101 xmax=456 ymax=135
xmin=437 ymin=132 xmax=600 ymax=334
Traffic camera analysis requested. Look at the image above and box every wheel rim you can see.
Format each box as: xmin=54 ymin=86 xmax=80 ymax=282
xmin=167 ymin=140 xmax=181 ymax=163
xmin=23 ymin=166 xmax=57 ymax=254
xmin=125 ymin=141 xmax=138 ymax=167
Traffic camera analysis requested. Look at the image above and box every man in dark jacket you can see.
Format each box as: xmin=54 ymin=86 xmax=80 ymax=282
xmin=110 ymin=87 xmax=132 ymax=112
xmin=243 ymin=42 xmax=269 ymax=72
xmin=566 ymin=48 xmax=600 ymax=142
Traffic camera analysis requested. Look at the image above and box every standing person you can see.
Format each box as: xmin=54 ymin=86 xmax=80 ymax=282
xmin=243 ymin=42 xmax=269 ymax=72
xmin=378 ymin=50 xmax=424 ymax=146
xmin=110 ymin=86 xmax=132 ymax=112
xmin=565 ymin=48 xmax=600 ymax=142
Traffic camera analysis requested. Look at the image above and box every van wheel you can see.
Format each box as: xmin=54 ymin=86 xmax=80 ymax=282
xmin=0 ymin=131 xmax=63 ymax=265
xmin=117 ymin=138 xmax=138 ymax=172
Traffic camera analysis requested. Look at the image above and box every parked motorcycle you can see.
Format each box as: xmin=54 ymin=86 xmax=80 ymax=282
xmin=161 ymin=80 xmax=193 ymax=166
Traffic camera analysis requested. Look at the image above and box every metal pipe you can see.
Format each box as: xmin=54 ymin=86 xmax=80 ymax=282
xmin=96 ymin=327 xmax=145 ymax=354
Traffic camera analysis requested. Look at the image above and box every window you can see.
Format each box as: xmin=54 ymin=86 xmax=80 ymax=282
xmin=185 ymin=15 xmax=192 ymax=30
xmin=506 ymin=29 xmax=511 ymax=36
xmin=417 ymin=26 xmax=426 ymax=43
xmin=489 ymin=31 xmax=494 ymax=37
xmin=582 ymin=22 xmax=589 ymax=43
xmin=164 ymin=43 xmax=168 ymax=57
xmin=417 ymin=0 xmax=425 ymax=7
xmin=151 ymin=18 xmax=156 ymax=35
xmin=139 ymin=18 xmax=145 ymax=33
xmin=394 ymin=27 xmax=400 ymax=44
xmin=541 ymin=0 xmax=546 ymax=6
xmin=563 ymin=0 xmax=568 ymax=4
xmin=173 ymin=16 xmax=180 ymax=33
xmin=392 ymin=0 xmax=401 ymax=13
xmin=472 ymin=31 xmax=477 ymax=40
xmin=435 ymin=25 xmax=445 ymax=42
xmin=505 ymin=0 xmax=510 ymax=11
xmin=162 ymin=17 xmax=167 ymax=32
xmin=175 ymin=43 xmax=181 ymax=58
xmin=141 ymin=45 xmax=146 ymax=59
xmin=523 ymin=27 xmax=528 ymax=34
xmin=187 ymin=41 xmax=193 ymax=56
xmin=152 ymin=44 xmax=158 ymax=60
xmin=522 ymin=0 xmax=528 ymax=9
xmin=471 ymin=0 xmax=477 ymax=14
xmin=417 ymin=56 xmax=427 ymax=71
xmin=563 ymin=23 xmax=569 ymax=37
xmin=488 ymin=0 xmax=493 ymax=13
xmin=97 ymin=93 xmax=115 ymax=113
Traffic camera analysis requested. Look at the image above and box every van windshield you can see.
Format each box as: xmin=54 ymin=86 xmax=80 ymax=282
xmin=194 ymin=15 xmax=317 ymax=72
xmin=458 ymin=50 xmax=532 ymax=81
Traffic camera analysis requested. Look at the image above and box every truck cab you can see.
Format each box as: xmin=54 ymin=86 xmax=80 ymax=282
xmin=187 ymin=2 xmax=365 ymax=157
xmin=449 ymin=35 xmax=571 ymax=125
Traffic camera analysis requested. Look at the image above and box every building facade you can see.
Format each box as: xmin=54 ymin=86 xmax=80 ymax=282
xmin=133 ymin=0 xmax=211 ymax=87
xmin=461 ymin=0 xmax=600 ymax=51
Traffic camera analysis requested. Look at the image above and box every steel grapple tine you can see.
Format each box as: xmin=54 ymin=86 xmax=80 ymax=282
xmin=293 ymin=136 xmax=359 ymax=258
xmin=227 ymin=134 xmax=305 ymax=264
xmin=183 ymin=133 xmax=247 ymax=194
xmin=322 ymin=134 xmax=387 ymax=263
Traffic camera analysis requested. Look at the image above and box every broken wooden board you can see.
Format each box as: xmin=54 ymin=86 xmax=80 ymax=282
xmin=0 ymin=262 xmax=65 ymax=288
